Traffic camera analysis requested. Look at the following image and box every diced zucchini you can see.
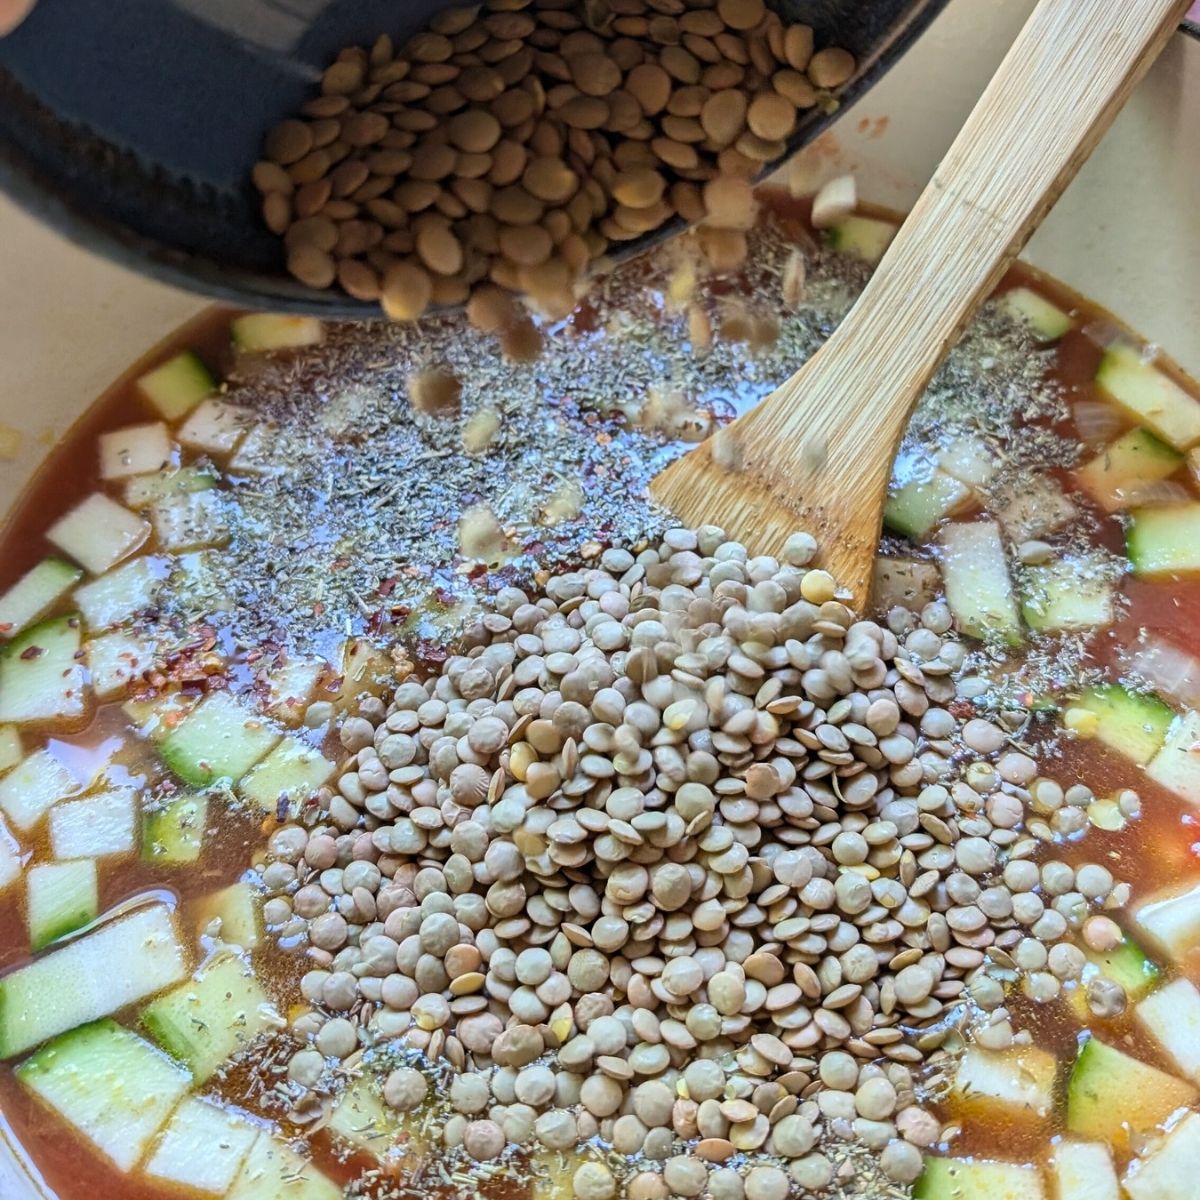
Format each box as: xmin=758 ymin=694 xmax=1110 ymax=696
xmin=27 ymin=859 xmax=98 ymax=950
xmin=1066 ymin=1037 xmax=1197 ymax=1144
xmin=49 ymin=788 xmax=137 ymax=860
xmin=1136 ymin=978 xmax=1200 ymax=1083
xmin=144 ymin=1094 xmax=260 ymax=1193
xmin=85 ymin=630 xmax=157 ymax=701
xmin=15 ymin=1019 xmax=191 ymax=1170
xmin=999 ymin=285 xmax=1073 ymax=342
xmin=142 ymin=793 xmax=208 ymax=865
xmin=1068 ymin=932 xmax=1159 ymax=1021
xmin=194 ymin=881 xmax=262 ymax=950
xmin=124 ymin=465 xmax=219 ymax=511
xmin=0 ymin=725 xmax=20 ymax=774
xmin=951 ymin=1045 xmax=1056 ymax=1120
xmin=228 ymin=1131 xmax=340 ymax=1200
xmin=1076 ymin=684 xmax=1173 ymax=766
xmin=265 ymin=658 xmax=325 ymax=725
xmin=1128 ymin=636 xmax=1200 ymax=710
xmin=137 ymin=350 xmax=217 ymax=420
xmin=228 ymin=424 xmax=283 ymax=476
xmin=176 ymin=398 xmax=254 ymax=456
xmin=238 ymin=736 xmax=335 ymax=813
xmin=1146 ymin=710 xmax=1200 ymax=805
xmin=0 ymin=903 xmax=187 ymax=1058
xmin=913 ymin=1156 xmax=1044 ymax=1200
xmin=151 ymin=490 xmax=230 ymax=553
xmin=1075 ymin=427 xmax=1183 ymax=513
xmin=1127 ymin=503 xmax=1200 ymax=578
xmin=1020 ymin=552 xmax=1117 ymax=632
xmin=328 ymin=1073 xmax=408 ymax=1160
xmin=98 ymin=422 xmax=173 ymax=480
xmin=1050 ymin=1141 xmax=1119 ymax=1200
xmin=230 ymin=313 xmax=323 ymax=353
xmin=0 ymin=559 xmax=83 ymax=639
xmin=825 ymin=215 xmax=897 ymax=265
xmin=1096 ymin=343 xmax=1200 ymax=451
xmin=74 ymin=556 xmax=166 ymax=630
xmin=1123 ymin=1110 xmax=1200 ymax=1200
xmin=936 ymin=435 xmax=999 ymax=488
xmin=0 ymin=815 xmax=21 ymax=891
xmin=0 ymin=748 xmax=81 ymax=832
xmin=160 ymin=691 xmax=280 ymax=787
xmin=937 ymin=522 xmax=1022 ymax=645
xmin=0 ymin=615 xmax=88 ymax=727
xmin=994 ymin=475 xmax=1078 ymax=543
xmin=1136 ymin=878 xmax=1200 ymax=965
xmin=123 ymin=690 xmax=198 ymax=743
xmin=46 ymin=494 xmax=150 ymax=576
xmin=141 ymin=950 xmax=279 ymax=1081
xmin=884 ymin=470 xmax=973 ymax=540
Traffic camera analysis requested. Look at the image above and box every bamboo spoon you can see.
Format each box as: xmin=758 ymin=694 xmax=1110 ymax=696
xmin=652 ymin=0 xmax=1189 ymax=603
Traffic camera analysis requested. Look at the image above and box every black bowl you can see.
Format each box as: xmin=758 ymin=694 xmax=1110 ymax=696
xmin=0 ymin=0 xmax=951 ymax=315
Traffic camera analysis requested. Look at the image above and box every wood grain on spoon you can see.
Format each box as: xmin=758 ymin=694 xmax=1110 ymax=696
xmin=651 ymin=0 xmax=1190 ymax=603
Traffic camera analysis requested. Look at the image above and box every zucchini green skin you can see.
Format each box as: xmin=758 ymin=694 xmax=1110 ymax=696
xmin=1096 ymin=344 xmax=1200 ymax=451
xmin=1127 ymin=503 xmax=1200 ymax=578
xmin=136 ymin=351 xmax=216 ymax=421
xmin=1077 ymin=684 xmax=1173 ymax=766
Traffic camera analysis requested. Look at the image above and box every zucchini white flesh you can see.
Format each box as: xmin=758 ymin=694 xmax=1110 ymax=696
xmin=999 ymin=285 xmax=1073 ymax=342
xmin=1136 ymin=978 xmax=1200 ymax=1083
xmin=1136 ymin=878 xmax=1200 ymax=965
xmin=936 ymin=435 xmax=999 ymax=488
xmin=825 ymin=215 xmax=897 ymax=265
xmin=160 ymin=691 xmax=280 ymax=787
xmin=46 ymin=494 xmax=150 ymax=576
xmin=194 ymin=881 xmax=262 ymax=950
xmin=144 ymin=1095 xmax=259 ymax=1194
xmin=0 ymin=724 xmax=22 ymax=774
xmin=951 ymin=1045 xmax=1056 ymax=1120
xmin=328 ymin=1073 xmax=406 ymax=1160
xmin=1076 ymin=684 xmax=1173 ymax=766
xmin=1146 ymin=710 xmax=1200 ymax=805
xmin=123 ymin=690 xmax=198 ymax=744
xmin=151 ymin=490 xmax=231 ymax=553
xmin=1123 ymin=1110 xmax=1200 ymax=1200
xmin=0 ymin=559 xmax=83 ymax=639
xmin=913 ymin=1156 xmax=1044 ymax=1200
xmin=137 ymin=350 xmax=217 ymax=420
xmin=1020 ymin=552 xmax=1117 ymax=632
xmin=1096 ymin=343 xmax=1200 ymax=451
xmin=85 ymin=630 xmax=157 ymax=701
xmin=227 ymin=424 xmax=283 ymax=476
xmin=49 ymin=788 xmax=137 ymax=860
xmin=141 ymin=950 xmax=280 ymax=1081
xmin=98 ymin=422 xmax=174 ymax=481
xmin=1075 ymin=427 xmax=1182 ymax=513
xmin=15 ymin=1019 xmax=192 ymax=1171
xmin=265 ymin=659 xmax=325 ymax=725
xmin=937 ymin=521 xmax=1022 ymax=645
xmin=0 ymin=903 xmax=187 ymax=1058
xmin=74 ymin=556 xmax=166 ymax=630
xmin=238 ymin=736 xmax=335 ymax=813
xmin=124 ymin=465 xmax=218 ymax=511
xmin=176 ymin=398 xmax=254 ymax=456
xmin=873 ymin=557 xmax=942 ymax=614
xmin=0 ymin=748 xmax=82 ymax=832
xmin=228 ymin=1131 xmax=340 ymax=1200
xmin=0 ymin=815 xmax=20 ymax=891
xmin=27 ymin=859 xmax=98 ymax=950
xmin=142 ymin=793 xmax=208 ymax=865
xmin=230 ymin=313 xmax=323 ymax=353
xmin=1050 ymin=1140 xmax=1119 ymax=1200
xmin=1066 ymin=1037 xmax=1197 ymax=1144
xmin=0 ymin=616 xmax=88 ymax=727
xmin=884 ymin=468 xmax=973 ymax=540
xmin=994 ymin=475 xmax=1079 ymax=543
xmin=1127 ymin=503 xmax=1200 ymax=578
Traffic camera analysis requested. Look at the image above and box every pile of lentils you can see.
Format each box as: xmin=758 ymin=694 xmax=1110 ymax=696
xmin=257 ymin=525 xmax=1138 ymax=1199
xmin=254 ymin=0 xmax=856 ymax=320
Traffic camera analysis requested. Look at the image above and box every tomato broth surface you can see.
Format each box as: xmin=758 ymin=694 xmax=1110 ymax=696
xmin=2 ymin=189 xmax=1200 ymax=1200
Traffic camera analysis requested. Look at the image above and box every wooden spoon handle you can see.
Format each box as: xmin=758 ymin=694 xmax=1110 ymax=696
xmin=735 ymin=0 xmax=1189 ymax=512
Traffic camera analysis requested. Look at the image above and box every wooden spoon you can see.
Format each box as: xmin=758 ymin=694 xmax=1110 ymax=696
xmin=651 ymin=0 xmax=1189 ymax=603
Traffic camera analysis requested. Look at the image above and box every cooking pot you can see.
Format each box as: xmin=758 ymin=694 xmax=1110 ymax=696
xmin=0 ymin=0 xmax=1197 ymax=1192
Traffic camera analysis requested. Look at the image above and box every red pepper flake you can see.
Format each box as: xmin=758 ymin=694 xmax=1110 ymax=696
xmin=312 ymin=602 xmax=325 ymax=618
xmin=378 ymin=577 xmax=397 ymax=597
xmin=0 ymin=622 xmax=12 ymax=635
xmin=19 ymin=645 xmax=44 ymax=660
xmin=331 ymin=558 xmax=350 ymax=571
xmin=948 ymin=699 xmax=976 ymax=719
